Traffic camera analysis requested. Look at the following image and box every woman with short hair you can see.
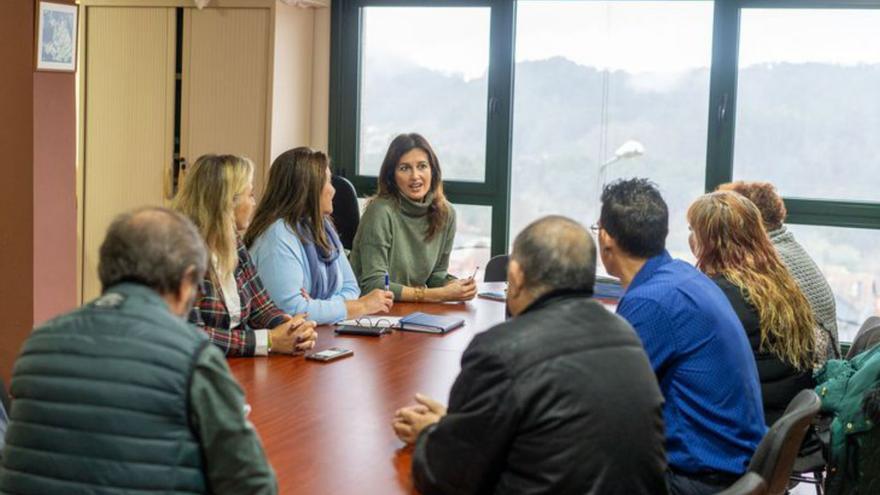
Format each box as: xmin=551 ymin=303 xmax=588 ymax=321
xmin=350 ymin=133 xmax=476 ymax=303
xmin=688 ymin=190 xmax=817 ymax=423
xmin=174 ymin=153 xmax=316 ymax=357
xmin=245 ymin=147 xmax=393 ymax=325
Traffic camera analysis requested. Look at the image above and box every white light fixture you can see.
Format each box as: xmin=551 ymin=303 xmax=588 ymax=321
xmin=596 ymin=139 xmax=645 ymax=200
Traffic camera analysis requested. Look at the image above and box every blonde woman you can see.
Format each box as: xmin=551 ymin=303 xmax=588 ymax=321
xmin=173 ymin=154 xmax=316 ymax=357
xmin=688 ymin=191 xmax=816 ymax=424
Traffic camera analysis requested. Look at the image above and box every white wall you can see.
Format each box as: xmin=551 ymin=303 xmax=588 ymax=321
xmin=270 ymin=1 xmax=330 ymax=160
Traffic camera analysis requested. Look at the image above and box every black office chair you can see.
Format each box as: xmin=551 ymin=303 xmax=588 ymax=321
xmin=715 ymin=472 xmax=767 ymax=495
xmin=483 ymin=254 xmax=509 ymax=282
xmin=747 ymin=389 xmax=822 ymax=495
xmin=790 ymin=442 xmax=826 ymax=495
xmin=330 ymin=175 xmax=360 ymax=251
xmin=846 ymin=316 xmax=880 ymax=359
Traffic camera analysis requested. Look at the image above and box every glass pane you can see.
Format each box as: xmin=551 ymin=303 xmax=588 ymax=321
xmin=510 ymin=1 xmax=714 ymax=269
xmin=785 ymin=224 xmax=879 ymax=343
xmin=449 ymin=204 xmax=492 ymax=279
xmin=359 ymin=7 xmax=490 ymax=182
xmin=734 ymin=9 xmax=880 ymax=201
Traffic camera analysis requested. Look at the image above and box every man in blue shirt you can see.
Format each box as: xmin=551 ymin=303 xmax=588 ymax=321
xmin=596 ymin=178 xmax=765 ymax=495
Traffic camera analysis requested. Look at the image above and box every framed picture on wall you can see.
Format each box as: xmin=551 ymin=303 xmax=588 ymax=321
xmin=35 ymin=1 xmax=78 ymax=72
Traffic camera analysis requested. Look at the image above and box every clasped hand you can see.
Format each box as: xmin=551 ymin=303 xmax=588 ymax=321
xmin=269 ymin=313 xmax=317 ymax=355
xmin=392 ymin=393 xmax=447 ymax=445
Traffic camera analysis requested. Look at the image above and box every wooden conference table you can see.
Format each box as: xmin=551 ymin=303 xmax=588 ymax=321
xmin=228 ymin=283 xmax=509 ymax=495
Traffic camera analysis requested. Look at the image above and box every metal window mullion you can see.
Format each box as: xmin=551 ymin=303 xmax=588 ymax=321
xmin=484 ymin=0 xmax=515 ymax=256
xmin=704 ymin=0 xmax=740 ymax=192
xmin=707 ymin=0 xmax=880 ymax=234
xmin=784 ymin=199 xmax=880 ymax=230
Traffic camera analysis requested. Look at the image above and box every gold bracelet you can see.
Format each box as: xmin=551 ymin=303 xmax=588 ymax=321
xmin=415 ymin=286 xmax=426 ymax=303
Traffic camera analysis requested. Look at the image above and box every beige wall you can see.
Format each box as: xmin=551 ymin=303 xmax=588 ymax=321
xmin=0 ymin=1 xmax=329 ymax=382
xmin=310 ymin=4 xmax=331 ymax=152
xmin=271 ymin=2 xmax=316 ymax=160
xmin=270 ymin=1 xmax=331 ymax=161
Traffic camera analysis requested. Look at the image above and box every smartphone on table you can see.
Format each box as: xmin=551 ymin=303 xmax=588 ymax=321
xmin=305 ymin=347 xmax=353 ymax=362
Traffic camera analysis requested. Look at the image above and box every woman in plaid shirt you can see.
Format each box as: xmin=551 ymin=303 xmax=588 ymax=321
xmin=174 ymin=154 xmax=317 ymax=357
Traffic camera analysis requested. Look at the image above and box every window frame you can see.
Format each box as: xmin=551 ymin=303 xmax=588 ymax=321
xmin=331 ymin=0 xmax=880 ymax=260
xmin=706 ymin=0 xmax=880 ymax=229
xmin=329 ymin=0 xmax=515 ymax=256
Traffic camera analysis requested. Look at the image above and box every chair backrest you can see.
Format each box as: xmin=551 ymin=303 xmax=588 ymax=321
xmin=747 ymin=389 xmax=821 ymax=495
xmin=715 ymin=472 xmax=766 ymax=495
xmin=483 ymin=254 xmax=509 ymax=282
xmin=330 ymin=175 xmax=360 ymax=251
xmin=847 ymin=316 xmax=880 ymax=359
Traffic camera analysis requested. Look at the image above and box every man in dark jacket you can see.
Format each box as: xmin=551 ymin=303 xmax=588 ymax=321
xmin=0 ymin=207 xmax=278 ymax=494
xmin=392 ymin=215 xmax=667 ymax=495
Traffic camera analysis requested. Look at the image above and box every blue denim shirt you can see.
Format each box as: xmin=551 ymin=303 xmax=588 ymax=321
xmin=618 ymin=250 xmax=766 ymax=475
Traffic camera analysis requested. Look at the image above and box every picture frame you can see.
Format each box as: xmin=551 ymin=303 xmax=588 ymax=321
xmin=35 ymin=1 xmax=78 ymax=72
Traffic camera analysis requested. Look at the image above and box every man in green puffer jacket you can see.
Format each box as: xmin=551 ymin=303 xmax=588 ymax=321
xmin=816 ymin=342 xmax=880 ymax=495
xmin=0 ymin=207 xmax=276 ymax=495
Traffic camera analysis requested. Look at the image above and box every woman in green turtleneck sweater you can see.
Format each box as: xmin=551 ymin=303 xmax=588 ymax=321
xmin=350 ymin=133 xmax=477 ymax=303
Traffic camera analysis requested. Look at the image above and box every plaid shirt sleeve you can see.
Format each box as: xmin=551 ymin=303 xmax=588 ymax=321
xmin=189 ymin=278 xmax=257 ymax=358
xmin=188 ymin=241 xmax=287 ymax=357
xmin=237 ymin=243 xmax=289 ymax=331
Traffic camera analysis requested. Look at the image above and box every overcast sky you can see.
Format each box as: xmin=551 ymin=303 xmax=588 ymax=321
xmin=362 ymin=2 xmax=880 ymax=80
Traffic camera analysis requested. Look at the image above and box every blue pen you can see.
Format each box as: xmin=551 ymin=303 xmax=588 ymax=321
xmin=384 ymin=272 xmax=390 ymax=292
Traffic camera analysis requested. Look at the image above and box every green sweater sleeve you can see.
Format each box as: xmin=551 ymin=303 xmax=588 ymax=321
xmin=351 ymin=200 xmax=406 ymax=298
xmin=426 ymin=207 xmax=457 ymax=288
xmin=189 ymin=345 xmax=277 ymax=494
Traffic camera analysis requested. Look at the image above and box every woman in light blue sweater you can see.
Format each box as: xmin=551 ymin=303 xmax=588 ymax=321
xmin=244 ymin=147 xmax=393 ymax=324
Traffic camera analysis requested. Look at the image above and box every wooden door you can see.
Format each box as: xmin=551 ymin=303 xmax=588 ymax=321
xmin=180 ymin=7 xmax=271 ymax=194
xmin=81 ymin=7 xmax=176 ymax=302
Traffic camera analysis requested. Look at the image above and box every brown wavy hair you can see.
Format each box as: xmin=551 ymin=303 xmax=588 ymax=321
xmin=717 ymin=181 xmax=787 ymax=231
xmin=688 ymin=191 xmax=815 ymax=370
xmin=244 ymin=147 xmax=332 ymax=252
xmin=375 ymin=133 xmax=449 ymax=241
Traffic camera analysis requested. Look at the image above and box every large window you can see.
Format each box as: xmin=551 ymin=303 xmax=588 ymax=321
xmin=359 ymin=6 xmax=491 ymax=182
xmin=734 ymin=8 xmax=880 ymax=201
xmin=333 ymin=1 xmax=880 ymax=339
xmin=511 ymin=1 xmax=714 ymax=264
xmin=340 ymin=3 xmax=501 ymax=279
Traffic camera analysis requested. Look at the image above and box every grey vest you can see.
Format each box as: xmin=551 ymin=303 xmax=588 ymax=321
xmin=0 ymin=283 xmax=209 ymax=495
